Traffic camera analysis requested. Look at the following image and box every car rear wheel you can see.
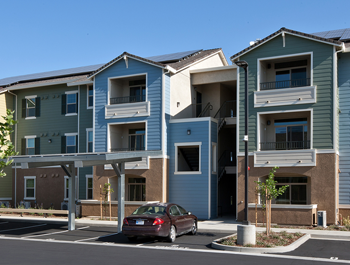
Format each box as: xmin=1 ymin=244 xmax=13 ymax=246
xmin=167 ymin=225 xmax=176 ymax=243
xmin=127 ymin=236 xmax=138 ymax=242
xmin=189 ymin=220 xmax=197 ymax=235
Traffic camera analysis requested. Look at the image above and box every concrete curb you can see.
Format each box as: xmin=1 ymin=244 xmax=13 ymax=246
xmin=211 ymin=233 xmax=311 ymax=253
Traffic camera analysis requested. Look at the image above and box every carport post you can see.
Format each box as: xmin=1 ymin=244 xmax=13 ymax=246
xmin=62 ymin=164 xmax=75 ymax=231
xmin=112 ymin=162 xmax=125 ymax=233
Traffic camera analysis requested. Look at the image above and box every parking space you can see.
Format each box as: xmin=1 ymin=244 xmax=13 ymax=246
xmin=0 ymin=220 xmax=230 ymax=249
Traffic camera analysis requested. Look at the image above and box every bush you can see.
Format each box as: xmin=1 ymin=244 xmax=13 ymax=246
xmin=343 ymin=216 xmax=350 ymax=226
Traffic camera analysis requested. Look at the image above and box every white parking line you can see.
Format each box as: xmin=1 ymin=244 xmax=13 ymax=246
xmin=74 ymin=232 xmax=119 ymax=242
xmin=0 ymin=224 xmax=46 ymax=233
xmin=22 ymin=225 xmax=90 ymax=238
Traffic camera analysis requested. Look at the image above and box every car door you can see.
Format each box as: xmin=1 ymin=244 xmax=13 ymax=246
xmin=177 ymin=205 xmax=193 ymax=231
xmin=169 ymin=205 xmax=185 ymax=233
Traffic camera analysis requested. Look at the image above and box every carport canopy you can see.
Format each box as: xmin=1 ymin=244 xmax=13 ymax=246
xmin=12 ymin=150 xmax=162 ymax=232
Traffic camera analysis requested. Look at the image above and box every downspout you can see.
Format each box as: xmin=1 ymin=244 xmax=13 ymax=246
xmin=162 ymin=69 xmax=167 ymax=202
xmin=7 ymin=90 xmax=17 ymax=207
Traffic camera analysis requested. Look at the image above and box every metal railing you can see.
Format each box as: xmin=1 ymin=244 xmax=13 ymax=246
xmin=260 ymin=78 xmax=311 ymax=90
xmin=110 ymin=134 xmax=145 ymax=152
xmin=260 ymin=140 xmax=310 ymax=150
xmin=218 ymin=150 xmax=236 ymax=181
xmin=214 ymin=100 xmax=237 ymax=119
xmin=191 ymin=102 xmax=213 ymax=117
xmin=110 ymin=95 xmax=146 ymax=105
xmin=110 ymin=147 xmax=146 ymax=152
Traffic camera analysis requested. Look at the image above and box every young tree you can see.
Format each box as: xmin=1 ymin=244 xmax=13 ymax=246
xmin=0 ymin=109 xmax=17 ymax=177
xmin=255 ymin=166 xmax=288 ymax=235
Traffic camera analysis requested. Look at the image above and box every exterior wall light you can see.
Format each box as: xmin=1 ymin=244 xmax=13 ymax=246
xmin=187 ymin=130 xmax=191 ymax=135
xmin=48 ymin=139 xmax=52 ymax=143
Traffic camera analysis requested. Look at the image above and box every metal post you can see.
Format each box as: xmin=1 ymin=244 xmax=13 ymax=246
xmin=61 ymin=164 xmax=76 ymax=231
xmin=117 ymin=163 xmax=125 ymax=232
xmin=244 ymin=67 xmax=249 ymax=224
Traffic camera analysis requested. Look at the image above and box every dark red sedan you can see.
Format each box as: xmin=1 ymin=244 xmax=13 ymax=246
xmin=122 ymin=203 xmax=197 ymax=242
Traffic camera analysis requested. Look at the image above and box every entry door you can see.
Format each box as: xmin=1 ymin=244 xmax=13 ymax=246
xmin=196 ymin=92 xmax=202 ymax=117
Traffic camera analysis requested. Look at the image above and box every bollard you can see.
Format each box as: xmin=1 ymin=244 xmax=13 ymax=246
xmin=237 ymin=225 xmax=256 ymax=246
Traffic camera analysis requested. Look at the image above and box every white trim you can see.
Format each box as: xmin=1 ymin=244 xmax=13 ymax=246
xmin=230 ymin=31 xmax=341 ymax=61
xmin=85 ymin=175 xmax=93 ymax=200
xmin=162 ymin=70 xmax=166 ymax=202
xmin=24 ymin=135 xmax=37 ymax=139
xmin=333 ymin=46 xmax=338 ymax=224
xmin=254 ymin=86 xmax=316 ymax=108
xmin=86 ymin=128 xmax=93 ymax=153
xmin=189 ymin=65 xmax=237 ymax=74
xmin=93 ymin=78 xmax=96 ymax=153
xmin=0 ymin=198 xmax=12 ymax=201
xmin=24 ymin=176 xmax=36 ymax=200
xmin=237 ymin=152 xmax=254 ymax=156
xmin=87 ymin=85 xmax=93 ymax=109
xmin=64 ymin=132 xmax=78 ymax=137
xmin=25 ymin=117 xmax=36 ymax=120
xmin=211 ymin=142 xmax=217 ymax=174
xmin=169 ymin=117 xmax=218 ymax=124
xmin=107 ymin=120 xmax=148 ymax=153
xmin=256 ymin=108 xmax=313 ymax=151
xmin=254 ymin=149 xmax=316 ymax=167
xmin=104 ymin=101 xmax=150 ymax=119
xmin=65 ymin=90 xmax=79 ymax=95
xmin=174 ymin=142 xmax=202 ymax=175
xmin=339 ymin=205 xmax=350 ymax=209
xmin=248 ymin=203 xmax=317 ymax=209
xmin=25 ymin=95 xmax=37 ymax=99
xmin=88 ymin=55 xmax=166 ymax=79
xmin=208 ymin=119 xmax=211 ymax=219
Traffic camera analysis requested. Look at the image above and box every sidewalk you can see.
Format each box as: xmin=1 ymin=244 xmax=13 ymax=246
xmin=0 ymin=215 xmax=349 ymax=240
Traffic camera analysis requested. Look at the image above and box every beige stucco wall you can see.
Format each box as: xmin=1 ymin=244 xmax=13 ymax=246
xmin=237 ymin=153 xmax=338 ymax=225
xmin=191 ymin=68 xmax=236 ymax=85
xmin=170 ymin=53 xmax=226 ymax=118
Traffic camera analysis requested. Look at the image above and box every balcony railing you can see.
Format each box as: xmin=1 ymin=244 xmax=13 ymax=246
xmin=214 ymin=100 xmax=236 ymax=119
xmin=260 ymin=78 xmax=311 ymax=90
xmin=260 ymin=141 xmax=310 ymax=151
xmin=110 ymin=134 xmax=145 ymax=152
xmin=110 ymin=147 xmax=146 ymax=152
xmin=110 ymin=95 xmax=146 ymax=105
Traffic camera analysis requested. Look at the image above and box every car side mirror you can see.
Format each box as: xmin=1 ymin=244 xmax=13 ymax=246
xmin=187 ymin=211 xmax=192 ymax=215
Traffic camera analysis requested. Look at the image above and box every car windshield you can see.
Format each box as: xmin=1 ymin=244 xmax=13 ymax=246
xmin=132 ymin=206 xmax=166 ymax=215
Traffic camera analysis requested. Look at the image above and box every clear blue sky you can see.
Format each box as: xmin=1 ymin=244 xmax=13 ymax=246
xmin=1 ymin=0 xmax=349 ymax=79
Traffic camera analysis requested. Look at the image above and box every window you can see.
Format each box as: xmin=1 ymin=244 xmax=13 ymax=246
xmin=86 ymin=175 xmax=93 ymax=200
xmin=274 ymin=118 xmax=309 ymax=150
xmin=88 ymin=85 xmax=93 ymax=108
xmin=22 ymin=96 xmax=40 ymax=118
xmin=169 ymin=205 xmax=181 ymax=216
xmin=61 ymin=134 xmax=78 ymax=154
xmin=128 ymin=178 xmax=145 ymax=201
xmin=274 ymin=177 xmax=308 ymax=205
xmin=129 ymin=129 xmax=145 ymax=151
xmin=129 ymin=79 xmax=146 ymax=102
xmin=175 ymin=142 xmax=201 ymax=174
xmin=62 ymin=92 xmax=78 ymax=115
xmin=24 ymin=176 xmax=36 ymax=200
xmin=64 ymin=176 xmax=78 ymax=200
xmin=22 ymin=136 xmax=40 ymax=155
xmin=87 ymin=129 xmax=93 ymax=152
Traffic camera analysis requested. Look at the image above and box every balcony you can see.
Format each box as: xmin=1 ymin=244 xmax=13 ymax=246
xmin=110 ymin=95 xmax=146 ymax=105
xmin=260 ymin=140 xmax=310 ymax=151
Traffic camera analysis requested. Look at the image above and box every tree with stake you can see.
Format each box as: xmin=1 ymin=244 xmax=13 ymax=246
xmin=255 ymin=166 xmax=288 ymax=236
xmin=0 ymin=109 xmax=17 ymax=177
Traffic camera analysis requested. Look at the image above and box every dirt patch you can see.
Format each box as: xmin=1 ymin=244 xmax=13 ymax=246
xmin=220 ymin=231 xmax=304 ymax=248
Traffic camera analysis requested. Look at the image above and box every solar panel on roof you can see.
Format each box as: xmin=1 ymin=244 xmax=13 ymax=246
xmin=146 ymin=49 xmax=202 ymax=63
xmin=325 ymin=28 xmax=348 ymax=39
xmin=311 ymin=31 xmax=329 ymax=38
xmin=0 ymin=63 xmax=104 ymax=87
xmin=340 ymin=28 xmax=350 ymax=41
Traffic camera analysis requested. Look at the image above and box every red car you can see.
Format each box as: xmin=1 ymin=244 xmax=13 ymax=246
xmin=122 ymin=203 xmax=197 ymax=242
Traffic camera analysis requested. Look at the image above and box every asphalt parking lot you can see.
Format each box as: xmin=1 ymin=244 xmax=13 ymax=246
xmin=0 ymin=220 xmax=230 ymax=249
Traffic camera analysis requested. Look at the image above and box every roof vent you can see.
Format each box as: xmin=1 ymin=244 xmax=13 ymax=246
xmin=249 ymin=38 xmax=261 ymax=46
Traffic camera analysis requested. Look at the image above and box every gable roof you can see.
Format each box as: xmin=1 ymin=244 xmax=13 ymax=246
xmin=230 ymin=27 xmax=343 ymax=61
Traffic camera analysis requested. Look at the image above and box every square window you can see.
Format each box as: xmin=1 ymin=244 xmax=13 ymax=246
xmin=175 ymin=143 xmax=201 ymax=174
xmin=128 ymin=178 xmax=145 ymax=201
xmin=66 ymin=135 xmax=76 ymax=153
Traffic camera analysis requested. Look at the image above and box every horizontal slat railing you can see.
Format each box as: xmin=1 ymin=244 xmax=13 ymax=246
xmin=260 ymin=141 xmax=310 ymax=150
xmin=260 ymin=78 xmax=311 ymax=90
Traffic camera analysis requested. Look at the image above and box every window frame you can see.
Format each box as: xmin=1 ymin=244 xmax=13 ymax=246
xmin=64 ymin=133 xmax=78 ymax=154
xmin=86 ymin=128 xmax=93 ymax=153
xmin=26 ymin=96 xmax=36 ymax=119
xmin=85 ymin=175 xmax=93 ymax=200
xmin=64 ymin=176 xmax=78 ymax=201
xmin=65 ymin=91 xmax=78 ymax=116
xmin=87 ymin=85 xmax=93 ymax=109
xmin=174 ymin=142 xmax=202 ymax=175
xmin=212 ymin=142 xmax=217 ymax=174
xmin=24 ymin=135 xmax=37 ymax=155
xmin=127 ymin=177 xmax=146 ymax=201
xmin=24 ymin=176 xmax=36 ymax=200
xmin=274 ymin=177 xmax=308 ymax=205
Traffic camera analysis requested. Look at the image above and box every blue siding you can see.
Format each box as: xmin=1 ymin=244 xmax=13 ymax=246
xmin=168 ymin=119 xmax=210 ymax=219
xmin=338 ymin=52 xmax=350 ymax=205
xmin=94 ymin=58 xmax=163 ymax=152
xmin=164 ymin=73 xmax=171 ymax=156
